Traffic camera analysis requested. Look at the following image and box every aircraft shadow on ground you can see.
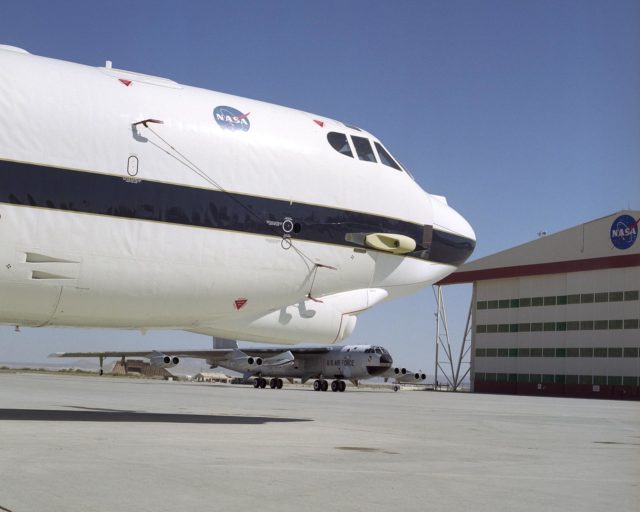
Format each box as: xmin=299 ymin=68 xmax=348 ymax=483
xmin=0 ymin=408 xmax=310 ymax=425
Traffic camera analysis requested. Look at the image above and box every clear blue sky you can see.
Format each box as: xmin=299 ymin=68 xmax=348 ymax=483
xmin=0 ymin=1 xmax=638 ymax=375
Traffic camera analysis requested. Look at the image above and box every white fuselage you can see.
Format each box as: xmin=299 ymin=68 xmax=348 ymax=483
xmin=0 ymin=45 xmax=475 ymax=344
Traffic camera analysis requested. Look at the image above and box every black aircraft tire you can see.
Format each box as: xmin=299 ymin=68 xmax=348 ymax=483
xmin=339 ymin=381 xmax=346 ymax=392
xmin=259 ymin=378 xmax=267 ymax=389
xmin=253 ymin=379 xmax=260 ymax=388
xmin=313 ymin=380 xmax=321 ymax=391
xmin=276 ymin=379 xmax=283 ymax=389
xmin=321 ymin=380 xmax=328 ymax=392
xmin=331 ymin=381 xmax=338 ymax=392
xmin=269 ymin=379 xmax=277 ymax=389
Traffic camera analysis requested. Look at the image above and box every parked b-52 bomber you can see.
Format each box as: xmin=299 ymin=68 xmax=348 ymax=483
xmin=51 ymin=339 xmax=423 ymax=392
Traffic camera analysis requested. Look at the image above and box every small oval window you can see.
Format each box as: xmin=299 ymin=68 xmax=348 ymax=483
xmin=327 ymin=132 xmax=353 ymax=157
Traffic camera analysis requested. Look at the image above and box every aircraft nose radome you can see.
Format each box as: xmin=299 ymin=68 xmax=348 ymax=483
xmin=432 ymin=197 xmax=476 ymax=243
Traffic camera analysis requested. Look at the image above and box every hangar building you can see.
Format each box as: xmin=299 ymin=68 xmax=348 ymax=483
xmin=440 ymin=211 xmax=640 ymax=399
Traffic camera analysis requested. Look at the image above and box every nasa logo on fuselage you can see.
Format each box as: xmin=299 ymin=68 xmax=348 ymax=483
xmin=610 ymin=214 xmax=638 ymax=250
xmin=213 ymin=106 xmax=251 ymax=132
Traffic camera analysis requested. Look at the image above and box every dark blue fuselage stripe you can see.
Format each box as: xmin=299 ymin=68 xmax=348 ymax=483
xmin=0 ymin=160 xmax=474 ymax=266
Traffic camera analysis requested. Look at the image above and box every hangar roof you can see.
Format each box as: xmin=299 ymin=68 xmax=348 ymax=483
xmin=439 ymin=210 xmax=640 ymax=285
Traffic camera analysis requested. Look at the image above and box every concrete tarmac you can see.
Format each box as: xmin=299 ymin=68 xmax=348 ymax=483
xmin=0 ymin=373 xmax=638 ymax=512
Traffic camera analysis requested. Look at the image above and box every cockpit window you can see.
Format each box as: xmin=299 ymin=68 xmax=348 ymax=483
xmin=374 ymin=142 xmax=401 ymax=171
xmin=327 ymin=132 xmax=353 ymax=158
xmin=351 ymin=136 xmax=377 ymax=162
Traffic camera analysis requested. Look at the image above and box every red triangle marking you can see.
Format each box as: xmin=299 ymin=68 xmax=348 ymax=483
xmin=313 ymin=119 xmax=324 ymax=127
xmin=234 ymin=298 xmax=248 ymax=310
xmin=119 ymin=79 xmax=132 ymax=87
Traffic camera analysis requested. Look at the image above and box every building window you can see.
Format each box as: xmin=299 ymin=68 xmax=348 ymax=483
xmin=580 ymin=293 xmax=594 ymax=304
xmin=580 ymin=320 xmax=594 ymax=330
xmin=499 ymin=299 xmax=510 ymax=309
xmin=487 ymin=324 xmax=498 ymax=333
xmin=609 ymin=291 xmax=624 ymax=302
xmin=508 ymin=373 xmax=518 ymax=382
xmin=579 ymin=375 xmax=593 ymax=385
xmin=543 ymin=348 xmax=555 ymax=357
xmin=555 ymin=348 xmax=566 ymax=357
xmin=566 ymin=375 xmax=579 ymax=384
xmin=510 ymin=299 xmax=520 ymax=308
xmin=475 ymin=348 xmax=486 ymax=357
xmin=486 ymin=348 xmax=497 ymax=357
xmin=497 ymin=348 xmax=509 ymax=357
xmin=555 ymin=375 xmax=565 ymax=384
xmin=477 ymin=301 xmax=487 ymax=310
xmin=532 ymin=296 xmax=544 ymax=307
xmin=623 ymin=347 xmax=639 ymax=358
xmin=519 ymin=323 xmax=531 ymax=332
xmin=593 ymin=375 xmax=607 ymax=385
xmin=517 ymin=374 xmax=529 ymax=382
xmin=557 ymin=295 xmax=568 ymax=305
xmin=594 ymin=320 xmax=608 ymax=330
xmin=542 ymin=374 xmax=555 ymax=383
xmin=509 ymin=348 xmax=518 ymax=357
xmin=497 ymin=373 xmax=508 ymax=382
xmin=624 ymin=290 xmax=639 ymax=301
xmin=623 ymin=376 xmax=638 ymax=386
xmin=543 ymin=322 xmax=556 ymax=331
xmin=530 ymin=348 xmax=542 ymax=357
xmin=475 ymin=372 xmax=486 ymax=381
xmin=567 ymin=294 xmax=580 ymax=304
xmin=518 ymin=348 xmax=530 ymax=357
xmin=608 ymin=376 xmax=622 ymax=385
xmin=485 ymin=373 xmax=497 ymax=382
xmin=608 ymin=347 xmax=623 ymax=358
xmin=593 ymin=347 xmax=607 ymax=358
xmin=609 ymin=319 xmax=623 ymax=330
xmin=476 ymin=325 xmax=487 ymax=334
xmin=556 ymin=322 xmax=567 ymax=331
xmin=624 ymin=319 xmax=639 ymax=329
xmin=544 ymin=296 xmax=557 ymax=306
xmin=498 ymin=324 xmax=509 ymax=333
xmin=520 ymin=297 xmax=531 ymax=307
xmin=580 ymin=348 xmax=593 ymax=357
xmin=487 ymin=300 xmax=499 ymax=309
xmin=567 ymin=347 xmax=579 ymax=357
xmin=531 ymin=323 xmax=543 ymax=332
xmin=530 ymin=374 xmax=542 ymax=383
xmin=567 ymin=321 xmax=580 ymax=330
xmin=509 ymin=324 xmax=519 ymax=333
xmin=594 ymin=292 xmax=609 ymax=303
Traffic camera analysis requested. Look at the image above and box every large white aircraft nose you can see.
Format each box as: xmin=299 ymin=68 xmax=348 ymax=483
xmin=432 ymin=196 xmax=476 ymax=242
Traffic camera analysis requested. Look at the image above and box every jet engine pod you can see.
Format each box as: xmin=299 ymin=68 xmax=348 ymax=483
xmin=149 ymin=352 xmax=179 ymax=368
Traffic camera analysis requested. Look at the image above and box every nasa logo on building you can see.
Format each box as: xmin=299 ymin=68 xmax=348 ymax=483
xmin=213 ymin=106 xmax=250 ymax=132
xmin=610 ymin=214 xmax=638 ymax=250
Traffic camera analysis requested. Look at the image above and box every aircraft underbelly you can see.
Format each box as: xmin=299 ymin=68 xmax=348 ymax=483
xmin=0 ymin=205 xmax=376 ymax=327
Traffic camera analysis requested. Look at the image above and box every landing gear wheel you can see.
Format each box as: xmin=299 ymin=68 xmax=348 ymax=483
xmin=259 ymin=378 xmax=267 ymax=389
xmin=276 ymin=378 xmax=283 ymax=389
xmin=338 ymin=380 xmax=346 ymax=392
xmin=269 ymin=378 xmax=277 ymax=389
xmin=313 ymin=380 xmax=321 ymax=391
xmin=331 ymin=381 xmax=339 ymax=392
xmin=253 ymin=379 xmax=260 ymax=388
xmin=321 ymin=380 xmax=328 ymax=392
xmin=393 ymin=385 xmax=399 ymax=392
